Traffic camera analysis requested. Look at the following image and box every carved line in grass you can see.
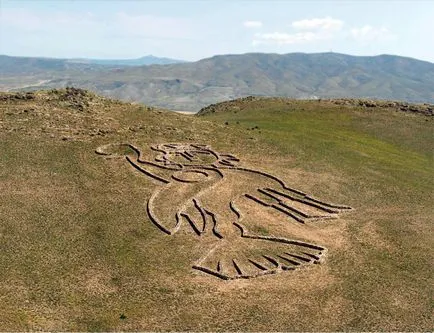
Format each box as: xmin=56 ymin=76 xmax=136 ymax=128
xmin=97 ymin=142 xmax=352 ymax=280
xmin=189 ymin=201 xmax=327 ymax=280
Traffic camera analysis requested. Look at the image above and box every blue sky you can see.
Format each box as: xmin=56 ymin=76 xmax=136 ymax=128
xmin=1 ymin=0 xmax=433 ymax=62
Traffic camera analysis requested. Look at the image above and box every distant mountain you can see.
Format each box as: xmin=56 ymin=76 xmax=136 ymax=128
xmin=67 ymin=55 xmax=186 ymax=66
xmin=1 ymin=53 xmax=433 ymax=111
xmin=0 ymin=54 xmax=185 ymax=74
xmin=0 ymin=55 xmax=105 ymax=75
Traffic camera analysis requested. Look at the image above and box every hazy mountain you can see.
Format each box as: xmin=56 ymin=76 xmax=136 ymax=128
xmin=1 ymin=53 xmax=433 ymax=111
xmin=67 ymin=55 xmax=186 ymax=66
xmin=0 ymin=55 xmax=106 ymax=75
xmin=0 ymin=54 xmax=185 ymax=74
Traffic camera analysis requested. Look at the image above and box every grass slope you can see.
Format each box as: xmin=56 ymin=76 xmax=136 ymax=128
xmin=0 ymin=90 xmax=432 ymax=330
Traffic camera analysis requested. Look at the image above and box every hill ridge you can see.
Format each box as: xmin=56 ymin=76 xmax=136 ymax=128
xmin=198 ymin=96 xmax=434 ymax=117
xmin=1 ymin=52 xmax=433 ymax=111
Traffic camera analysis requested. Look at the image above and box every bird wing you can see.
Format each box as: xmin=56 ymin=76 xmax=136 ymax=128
xmin=193 ymin=236 xmax=326 ymax=280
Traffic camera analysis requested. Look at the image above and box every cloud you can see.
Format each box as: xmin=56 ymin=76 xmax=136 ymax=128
xmin=253 ymin=32 xmax=318 ymax=45
xmin=1 ymin=8 xmax=116 ymax=43
xmin=350 ymin=25 xmax=395 ymax=41
xmin=1 ymin=8 xmax=193 ymax=41
xmin=114 ymin=12 xmax=193 ymax=40
xmin=251 ymin=16 xmax=344 ymax=46
xmin=292 ymin=17 xmax=344 ymax=31
xmin=0 ymin=8 xmax=43 ymax=31
xmin=243 ymin=20 xmax=263 ymax=28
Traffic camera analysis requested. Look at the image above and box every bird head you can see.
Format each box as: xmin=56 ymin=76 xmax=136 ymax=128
xmin=150 ymin=143 xmax=240 ymax=168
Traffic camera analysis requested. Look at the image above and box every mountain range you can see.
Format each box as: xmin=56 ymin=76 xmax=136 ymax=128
xmin=1 ymin=52 xmax=433 ymax=111
xmin=67 ymin=55 xmax=186 ymax=66
xmin=0 ymin=54 xmax=185 ymax=74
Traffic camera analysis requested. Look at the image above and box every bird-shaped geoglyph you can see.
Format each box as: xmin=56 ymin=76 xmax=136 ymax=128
xmin=96 ymin=143 xmax=352 ymax=280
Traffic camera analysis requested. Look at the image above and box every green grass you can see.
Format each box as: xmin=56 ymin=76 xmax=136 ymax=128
xmin=205 ymin=102 xmax=432 ymax=192
xmin=201 ymin=99 xmax=433 ymax=330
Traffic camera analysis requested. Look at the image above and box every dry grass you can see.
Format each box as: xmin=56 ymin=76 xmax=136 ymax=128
xmin=0 ymin=90 xmax=432 ymax=330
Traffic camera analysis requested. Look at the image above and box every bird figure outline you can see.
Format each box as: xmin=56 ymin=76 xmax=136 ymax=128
xmin=96 ymin=143 xmax=352 ymax=280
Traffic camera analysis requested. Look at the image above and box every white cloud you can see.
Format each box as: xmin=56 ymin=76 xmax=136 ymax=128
xmin=350 ymin=25 xmax=395 ymax=42
xmin=243 ymin=20 xmax=263 ymax=28
xmin=292 ymin=17 xmax=344 ymax=31
xmin=253 ymin=31 xmax=318 ymax=45
xmin=252 ymin=16 xmax=344 ymax=46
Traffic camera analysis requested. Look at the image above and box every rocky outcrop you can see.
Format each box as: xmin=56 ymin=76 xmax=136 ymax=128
xmin=327 ymin=98 xmax=433 ymax=116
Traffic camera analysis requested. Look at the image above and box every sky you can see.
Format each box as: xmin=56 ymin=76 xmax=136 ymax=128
xmin=0 ymin=0 xmax=433 ymax=63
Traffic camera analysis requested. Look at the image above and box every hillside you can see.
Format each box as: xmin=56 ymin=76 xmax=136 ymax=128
xmin=1 ymin=53 xmax=433 ymax=111
xmin=198 ymin=96 xmax=434 ymax=117
xmin=0 ymin=89 xmax=432 ymax=331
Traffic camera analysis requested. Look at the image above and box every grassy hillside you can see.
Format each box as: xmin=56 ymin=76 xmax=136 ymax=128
xmin=0 ymin=90 xmax=432 ymax=331
xmin=1 ymin=53 xmax=433 ymax=111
